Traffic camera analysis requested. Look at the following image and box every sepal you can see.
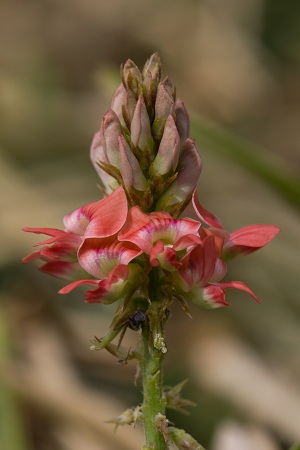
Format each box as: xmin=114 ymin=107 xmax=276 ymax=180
xmin=106 ymin=406 xmax=142 ymax=429
xmin=164 ymin=380 xmax=196 ymax=414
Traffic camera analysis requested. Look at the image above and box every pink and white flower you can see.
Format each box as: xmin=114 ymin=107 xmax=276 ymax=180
xmin=23 ymin=187 xmax=143 ymax=303
xmin=119 ymin=206 xmax=201 ymax=271
xmin=169 ymin=189 xmax=280 ymax=307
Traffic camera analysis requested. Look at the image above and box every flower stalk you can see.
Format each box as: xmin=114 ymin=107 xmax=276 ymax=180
xmin=141 ymin=323 xmax=168 ymax=450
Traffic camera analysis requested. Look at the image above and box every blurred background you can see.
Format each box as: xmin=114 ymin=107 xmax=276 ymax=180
xmin=1 ymin=0 xmax=300 ymax=449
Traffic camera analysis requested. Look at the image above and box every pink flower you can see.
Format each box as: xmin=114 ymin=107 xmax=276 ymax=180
xmin=169 ymin=189 xmax=280 ymax=307
xmin=173 ymin=235 xmax=260 ymax=308
xmin=119 ymin=206 xmax=201 ymax=271
xmin=22 ymin=227 xmax=85 ymax=281
xmin=192 ymin=189 xmax=280 ymax=259
xmin=23 ymin=187 xmax=143 ymax=303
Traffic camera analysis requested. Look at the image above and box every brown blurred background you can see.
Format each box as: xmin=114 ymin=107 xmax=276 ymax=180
xmin=1 ymin=0 xmax=300 ymax=449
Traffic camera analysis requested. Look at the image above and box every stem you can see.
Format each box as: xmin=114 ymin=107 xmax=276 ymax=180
xmin=141 ymin=324 xmax=168 ymax=450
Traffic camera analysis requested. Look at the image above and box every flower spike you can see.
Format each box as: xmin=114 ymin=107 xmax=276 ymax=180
xmin=23 ymin=53 xmax=279 ymax=450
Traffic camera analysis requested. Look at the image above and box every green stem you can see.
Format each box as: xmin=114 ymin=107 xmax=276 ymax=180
xmin=141 ymin=324 xmax=168 ymax=450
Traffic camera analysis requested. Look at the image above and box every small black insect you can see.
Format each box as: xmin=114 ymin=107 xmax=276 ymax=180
xmin=127 ymin=309 xmax=148 ymax=331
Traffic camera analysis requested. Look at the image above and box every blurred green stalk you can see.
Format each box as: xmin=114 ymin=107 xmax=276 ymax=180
xmin=0 ymin=306 xmax=30 ymax=450
xmin=191 ymin=117 xmax=300 ymax=210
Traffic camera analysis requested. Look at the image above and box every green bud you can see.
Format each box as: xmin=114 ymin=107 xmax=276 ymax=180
xmin=121 ymin=59 xmax=142 ymax=99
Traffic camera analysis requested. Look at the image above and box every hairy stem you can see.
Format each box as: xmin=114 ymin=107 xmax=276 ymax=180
xmin=141 ymin=324 xmax=168 ymax=450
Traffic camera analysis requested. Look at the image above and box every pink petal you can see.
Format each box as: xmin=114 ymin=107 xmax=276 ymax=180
xmin=84 ymin=264 xmax=130 ymax=304
xmin=173 ymin=234 xmax=201 ymax=251
xmin=22 ymin=227 xmax=78 ymax=247
xmin=40 ymin=261 xmax=87 ymax=281
xmin=119 ymin=207 xmax=170 ymax=241
xmin=63 ymin=203 xmax=95 ymax=235
xmin=192 ymin=190 xmax=223 ymax=229
xmin=179 ymin=235 xmax=217 ymax=287
xmin=149 ymin=240 xmax=164 ymax=267
xmin=84 ymin=281 xmax=110 ymax=303
xmin=59 ymin=278 xmax=99 ymax=294
xmin=228 ymin=224 xmax=280 ymax=248
xmin=120 ymin=214 xmax=200 ymax=254
xmin=22 ymin=250 xmax=41 ymax=263
xmin=22 ymin=227 xmax=65 ymax=237
xmin=83 ymin=186 xmax=128 ymax=238
xmin=39 ymin=242 xmax=78 ymax=261
xmin=78 ymin=237 xmax=141 ymax=279
xmin=215 ymin=281 xmax=261 ymax=303
xmin=203 ymin=285 xmax=230 ymax=307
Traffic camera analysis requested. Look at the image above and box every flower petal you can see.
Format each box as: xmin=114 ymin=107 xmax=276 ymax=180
xmin=78 ymin=236 xmax=141 ymax=279
xmin=83 ymin=186 xmax=128 ymax=238
xmin=84 ymin=264 xmax=130 ymax=304
xmin=202 ymin=285 xmax=230 ymax=308
xmin=192 ymin=190 xmax=223 ymax=229
xmin=223 ymin=224 xmax=280 ymax=257
xmin=40 ymin=261 xmax=89 ymax=281
xmin=59 ymin=278 xmax=99 ymax=294
xmin=63 ymin=203 xmax=95 ymax=235
xmin=215 ymin=281 xmax=261 ymax=303
xmin=119 ymin=210 xmax=200 ymax=254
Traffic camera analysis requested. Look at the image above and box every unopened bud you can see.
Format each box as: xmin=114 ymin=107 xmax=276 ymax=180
xmin=90 ymin=131 xmax=119 ymax=194
xmin=101 ymin=109 xmax=122 ymax=168
xmin=131 ymin=96 xmax=155 ymax=156
xmin=151 ymin=115 xmax=180 ymax=176
xmin=121 ymin=59 xmax=142 ymax=99
xmin=155 ymin=138 xmax=202 ymax=216
xmin=119 ymin=135 xmax=148 ymax=191
xmin=153 ymin=77 xmax=176 ymax=141
xmin=111 ymin=83 xmax=137 ymax=129
xmin=142 ymin=52 xmax=161 ymax=81
xmin=155 ymin=77 xmax=175 ymax=121
xmin=175 ymin=99 xmax=190 ymax=145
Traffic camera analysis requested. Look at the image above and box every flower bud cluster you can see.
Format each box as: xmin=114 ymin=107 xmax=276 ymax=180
xmin=91 ymin=53 xmax=202 ymax=217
